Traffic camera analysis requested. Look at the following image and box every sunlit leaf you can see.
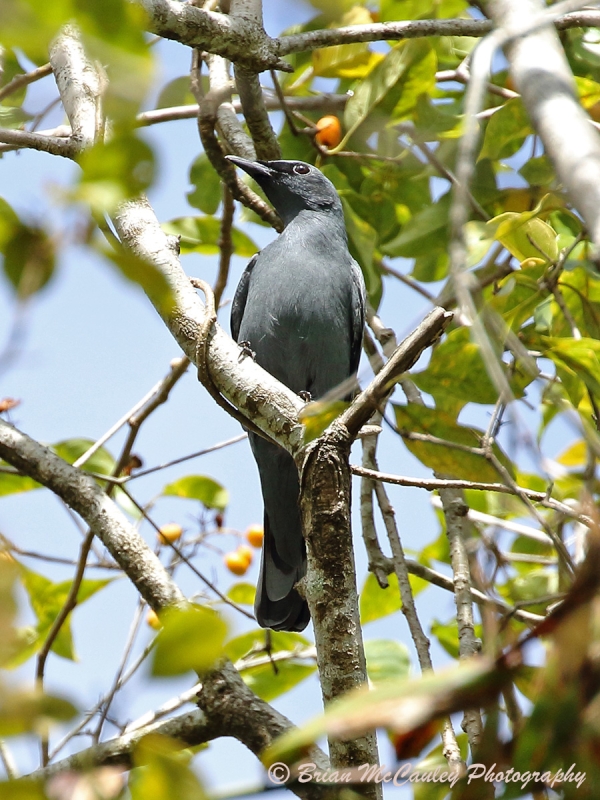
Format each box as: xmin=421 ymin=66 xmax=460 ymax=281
xmin=299 ymin=399 xmax=348 ymax=443
xmin=360 ymin=572 xmax=426 ymax=624
xmin=343 ymin=41 xmax=436 ymax=144
xmin=226 ymin=582 xmax=255 ymax=606
xmin=479 ymin=98 xmax=532 ymax=161
xmin=77 ymin=133 xmax=156 ymax=212
xmin=4 ymin=568 xmax=112 ymax=667
xmin=130 ymin=734 xmax=208 ymax=800
xmin=365 ymin=639 xmax=411 ymax=684
xmin=393 ymin=404 xmax=514 ymax=482
xmin=151 ymin=605 xmax=227 ymax=676
xmin=163 ymin=475 xmax=228 ymax=511
xmin=313 ymin=43 xmax=381 ymax=79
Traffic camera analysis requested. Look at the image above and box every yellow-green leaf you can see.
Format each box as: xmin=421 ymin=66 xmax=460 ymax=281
xmin=163 ymin=475 xmax=228 ymax=511
xmin=151 ymin=605 xmax=227 ymax=676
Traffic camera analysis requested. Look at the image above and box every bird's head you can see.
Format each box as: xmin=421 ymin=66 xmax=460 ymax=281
xmin=227 ymin=157 xmax=342 ymax=226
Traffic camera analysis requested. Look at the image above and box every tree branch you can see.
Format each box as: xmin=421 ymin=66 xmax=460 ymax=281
xmin=274 ymin=10 xmax=600 ymax=57
xmin=488 ymin=0 xmax=600 ymax=248
xmin=340 ymin=307 xmax=453 ymax=439
xmin=49 ymin=24 xmax=104 ymax=150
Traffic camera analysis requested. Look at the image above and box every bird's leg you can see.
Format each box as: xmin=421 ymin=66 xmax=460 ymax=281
xmin=299 ymin=390 xmax=312 ymax=402
xmin=237 ymin=340 xmax=256 ymax=362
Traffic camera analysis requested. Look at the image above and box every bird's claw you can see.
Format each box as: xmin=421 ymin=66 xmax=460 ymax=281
xmin=238 ymin=340 xmax=256 ymax=362
xmin=299 ymin=390 xmax=312 ymax=402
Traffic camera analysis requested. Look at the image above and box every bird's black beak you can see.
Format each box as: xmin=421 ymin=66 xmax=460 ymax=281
xmin=226 ymin=155 xmax=273 ymax=181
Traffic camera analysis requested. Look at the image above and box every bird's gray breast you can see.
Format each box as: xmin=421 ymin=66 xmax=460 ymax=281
xmin=238 ymin=232 xmax=355 ymax=399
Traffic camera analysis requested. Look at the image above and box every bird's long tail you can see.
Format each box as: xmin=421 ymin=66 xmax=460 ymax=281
xmin=249 ymin=434 xmax=310 ymax=632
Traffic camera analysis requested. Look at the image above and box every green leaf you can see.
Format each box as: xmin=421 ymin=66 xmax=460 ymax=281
xmin=226 ymin=582 xmax=255 ymax=606
xmin=151 ymin=605 xmax=227 ymax=676
xmin=412 ymin=327 xmax=507 ymax=412
xmin=156 ymin=76 xmax=195 ymax=110
xmin=382 ymin=193 xmax=451 ymax=258
xmin=163 ymin=475 xmax=228 ymax=511
xmin=161 ymin=216 xmax=257 ymax=258
xmin=0 ymin=686 xmax=77 ymax=736
xmin=343 ymin=41 xmax=436 ymax=143
xmin=2 ymin=223 xmax=56 ymax=299
xmin=0 ymin=464 xmax=41 ymax=497
xmin=381 ymin=0 xmax=468 ymax=21
xmin=299 ymin=399 xmax=349 ymax=443
xmin=545 ymin=337 xmax=600 ymax=398
xmin=487 ymin=208 xmax=558 ymax=263
xmin=365 ymin=639 xmax=411 ymax=684
xmin=130 ymin=734 xmax=208 ymax=800
xmin=479 ymin=98 xmax=532 ymax=161
xmin=77 ymin=133 xmax=156 ymax=213
xmin=432 ymin=619 xmax=483 ymax=660
xmin=5 ymin=568 xmax=112 ymax=667
xmin=360 ymin=572 xmax=426 ymax=624
xmin=360 ymin=573 xmax=401 ymax=624
xmin=102 ymin=245 xmax=175 ymax=315
xmin=393 ymin=403 xmax=514 ymax=482
xmin=431 ymin=618 xmax=460 ymax=658
xmin=52 ymin=438 xmax=115 ymax=475
xmin=264 ymin=656 xmax=509 ymax=766
xmin=225 ymin=630 xmax=316 ymax=702
xmin=187 ymin=154 xmax=222 ymax=215
xmin=519 ymin=155 xmax=555 ymax=187
xmin=505 ymin=569 xmax=558 ymax=607
xmin=0 ymin=780 xmax=48 ymax=799
xmin=0 ymin=50 xmax=28 ymax=108
xmin=313 ymin=43 xmax=381 ymax=79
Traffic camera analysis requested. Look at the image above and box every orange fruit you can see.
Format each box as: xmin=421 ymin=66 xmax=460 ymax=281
xmin=157 ymin=523 xmax=183 ymax=544
xmin=224 ymin=551 xmax=249 ymax=576
xmin=245 ymin=524 xmax=264 ymax=548
xmin=237 ymin=544 xmax=254 ymax=566
xmin=146 ymin=609 xmax=161 ymax=630
xmin=315 ymin=115 xmax=342 ymax=149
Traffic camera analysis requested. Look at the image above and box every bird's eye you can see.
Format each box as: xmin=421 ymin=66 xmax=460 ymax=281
xmin=293 ymin=164 xmax=310 ymax=175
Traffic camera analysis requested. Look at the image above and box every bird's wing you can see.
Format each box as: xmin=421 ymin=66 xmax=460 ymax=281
xmin=350 ymin=260 xmax=366 ymax=375
xmin=230 ymin=254 xmax=258 ymax=341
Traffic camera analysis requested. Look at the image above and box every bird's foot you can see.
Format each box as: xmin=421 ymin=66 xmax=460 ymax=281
xmin=299 ymin=390 xmax=312 ymax=402
xmin=237 ymin=340 xmax=256 ymax=362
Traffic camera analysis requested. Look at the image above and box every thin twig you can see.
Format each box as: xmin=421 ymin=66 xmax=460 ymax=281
xmin=36 ymin=529 xmax=95 ymax=766
xmin=214 ymin=186 xmax=234 ymax=309
xmin=119 ymin=486 xmax=255 ymax=621
xmin=0 ymin=62 xmax=53 ymax=102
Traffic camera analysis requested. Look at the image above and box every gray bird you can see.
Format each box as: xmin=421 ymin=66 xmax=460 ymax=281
xmin=228 ymin=157 xmax=365 ymax=632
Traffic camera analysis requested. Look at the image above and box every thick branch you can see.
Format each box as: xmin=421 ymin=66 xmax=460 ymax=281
xmin=298 ymin=424 xmax=381 ymax=793
xmin=25 ymin=710 xmax=216 ymax=779
xmin=275 ymin=11 xmax=600 ymax=56
xmin=113 ymin=197 xmax=299 ymax=449
xmin=488 ymin=0 xmax=600 ymax=247
xmin=49 ymin=25 xmax=104 ymax=150
xmin=234 ymin=65 xmax=280 ymax=159
xmin=138 ymin=0 xmax=291 ymax=72
xmin=0 ymin=420 xmax=182 ymax=611
xmin=340 ymin=307 xmax=453 ymax=439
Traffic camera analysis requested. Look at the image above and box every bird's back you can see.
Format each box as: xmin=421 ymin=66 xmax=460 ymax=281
xmin=238 ymin=209 xmax=360 ymax=400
